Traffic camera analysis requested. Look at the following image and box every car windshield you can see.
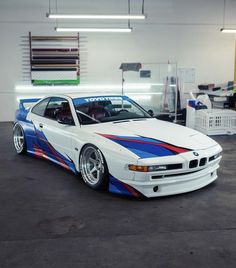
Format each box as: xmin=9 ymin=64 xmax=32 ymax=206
xmin=73 ymin=96 xmax=151 ymax=125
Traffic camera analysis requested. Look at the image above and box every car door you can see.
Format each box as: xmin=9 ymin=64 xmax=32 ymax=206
xmin=27 ymin=97 xmax=51 ymax=155
xmin=29 ymin=97 xmax=77 ymax=172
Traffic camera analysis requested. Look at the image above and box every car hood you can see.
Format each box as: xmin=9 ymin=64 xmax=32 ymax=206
xmin=86 ymin=118 xmax=217 ymax=151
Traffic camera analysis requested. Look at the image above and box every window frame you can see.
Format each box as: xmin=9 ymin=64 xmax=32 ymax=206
xmin=31 ymin=97 xmax=76 ymax=126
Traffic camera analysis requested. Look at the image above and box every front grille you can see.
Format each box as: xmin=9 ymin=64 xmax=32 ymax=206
xmin=189 ymin=157 xmax=207 ymax=168
xmin=199 ymin=157 xmax=207 ymax=166
xmin=189 ymin=159 xmax=198 ymax=168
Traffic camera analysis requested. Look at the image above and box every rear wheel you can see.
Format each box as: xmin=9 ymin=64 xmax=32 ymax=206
xmin=13 ymin=123 xmax=26 ymax=154
xmin=79 ymin=144 xmax=108 ymax=190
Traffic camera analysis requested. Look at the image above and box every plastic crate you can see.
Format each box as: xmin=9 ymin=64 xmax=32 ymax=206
xmin=195 ymin=109 xmax=236 ymax=135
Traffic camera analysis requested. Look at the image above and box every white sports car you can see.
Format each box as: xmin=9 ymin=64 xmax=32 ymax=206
xmin=13 ymin=94 xmax=222 ymax=198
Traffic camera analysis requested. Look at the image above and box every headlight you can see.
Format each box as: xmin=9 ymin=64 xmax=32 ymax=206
xmin=128 ymin=164 xmax=167 ymax=172
xmin=214 ymin=153 xmax=221 ymax=159
xmin=148 ymin=165 xmax=167 ymax=172
xmin=209 ymin=153 xmax=221 ymax=162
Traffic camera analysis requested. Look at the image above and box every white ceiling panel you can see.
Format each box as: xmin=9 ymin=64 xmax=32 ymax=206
xmin=0 ymin=0 xmax=235 ymax=26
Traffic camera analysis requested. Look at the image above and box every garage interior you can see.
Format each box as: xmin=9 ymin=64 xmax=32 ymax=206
xmin=0 ymin=0 xmax=236 ymax=267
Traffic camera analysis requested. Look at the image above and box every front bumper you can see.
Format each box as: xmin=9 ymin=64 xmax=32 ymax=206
xmin=108 ymin=144 xmax=222 ymax=198
xmin=121 ymin=157 xmax=221 ymax=197
xmin=122 ymin=158 xmax=220 ymax=197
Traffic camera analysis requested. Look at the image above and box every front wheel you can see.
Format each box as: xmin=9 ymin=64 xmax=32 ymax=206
xmin=13 ymin=123 xmax=27 ymax=154
xmin=79 ymin=144 xmax=108 ymax=190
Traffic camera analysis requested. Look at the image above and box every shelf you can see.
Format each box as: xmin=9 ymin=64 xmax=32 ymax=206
xmin=29 ymin=32 xmax=80 ymax=86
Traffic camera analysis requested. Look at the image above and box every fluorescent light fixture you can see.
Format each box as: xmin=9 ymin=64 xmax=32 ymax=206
xmin=55 ymin=27 xmax=132 ymax=33
xmin=220 ymin=28 xmax=236 ymax=33
xmin=48 ymin=13 xmax=146 ymax=20
xmin=15 ymin=83 xmax=166 ymax=93
xmin=15 ymin=83 xmax=151 ymax=92
xmin=150 ymin=83 xmax=164 ymax=86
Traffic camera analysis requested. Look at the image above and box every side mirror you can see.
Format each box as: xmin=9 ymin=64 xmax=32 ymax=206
xmin=148 ymin=109 xmax=154 ymax=117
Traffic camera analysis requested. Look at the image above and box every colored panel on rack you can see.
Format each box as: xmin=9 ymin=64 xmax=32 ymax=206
xmin=32 ymin=76 xmax=80 ymax=85
xmin=31 ymin=36 xmax=78 ymax=41
xmin=32 ymin=71 xmax=77 ymax=80
xmin=32 ymin=48 xmax=78 ymax=52
xmin=31 ymin=60 xmax=77 ymax=65
xmin=32 ymin=68 xmax=78 ymax=71
xmin=33 ymin=56 xmax=79 ymax=60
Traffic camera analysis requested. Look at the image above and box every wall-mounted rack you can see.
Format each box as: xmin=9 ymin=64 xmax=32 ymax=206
xmin=29 ymin=32 xmax=80 ymax=85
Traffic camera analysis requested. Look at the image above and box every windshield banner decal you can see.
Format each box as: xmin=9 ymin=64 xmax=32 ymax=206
xmin=73 ymin=95 xmax=129 ymax=106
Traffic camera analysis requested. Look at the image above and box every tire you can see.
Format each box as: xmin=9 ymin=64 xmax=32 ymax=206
xmin=13 ymin=123 xmax=27 ymax=154
xmin=79 ymin=144 xmax=109 ymax=190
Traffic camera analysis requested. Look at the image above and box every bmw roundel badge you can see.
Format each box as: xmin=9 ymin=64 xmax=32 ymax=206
xmin=193 ymin=152 xmax=199 ymax=156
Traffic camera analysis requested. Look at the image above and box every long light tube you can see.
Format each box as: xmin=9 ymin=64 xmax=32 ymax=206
xmin=220 ymin=28 xmax=236 ymax=33
xmin=220 ymin=1 xmax=236 ymax=33
xmin=47 ymin=13 xmax=146 ymax=20
xmin=55 ymin=27 xmax=132 ymax=32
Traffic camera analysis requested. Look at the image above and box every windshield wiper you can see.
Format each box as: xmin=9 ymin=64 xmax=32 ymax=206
xmin=76 ymin=110 xmax=100 ymax=124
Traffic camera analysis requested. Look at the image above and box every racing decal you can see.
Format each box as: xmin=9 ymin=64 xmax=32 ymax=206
xmin=109 ymin=175 xmax=141 ymax=198
xmin=73 ymin=95 xmax=128 ymax=106
xmin=84 ymin=96 xmax=122 ymax=103
xmin=98 ymin=134 xmax=191 ymax=158
xmin=15 ymin=97 xmax=77 ymax=173
xmin=32 ymin=126 xmax=77 ymax=173
xmin=16 ymin=118 xmax=77 ymax=173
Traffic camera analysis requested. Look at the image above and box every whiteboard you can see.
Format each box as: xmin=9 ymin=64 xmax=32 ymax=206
xmin=178 ymin=68 xmax=195 ymax=83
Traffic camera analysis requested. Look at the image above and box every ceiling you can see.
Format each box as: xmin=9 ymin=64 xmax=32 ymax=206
xmin=0 ymin=0 xmax=235 ymax=27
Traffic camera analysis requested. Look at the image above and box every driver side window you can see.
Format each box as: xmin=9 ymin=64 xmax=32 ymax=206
xmin=44 ymin=97 xmax=74 ymax=124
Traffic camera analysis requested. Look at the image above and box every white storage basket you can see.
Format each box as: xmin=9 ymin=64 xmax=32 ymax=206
xmin=195 ymin=109 xmax=236 ymax=135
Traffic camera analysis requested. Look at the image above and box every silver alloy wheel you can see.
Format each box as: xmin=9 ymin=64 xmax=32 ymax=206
xmin=80 ymin=146 xmax=105 ymax=186
xmin=13 ymin=124 xmax=25 ymax=153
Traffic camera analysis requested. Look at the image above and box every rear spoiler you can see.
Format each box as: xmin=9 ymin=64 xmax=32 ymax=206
xmin=16 ymin=98 xmax=41 ymax=122
xmin=19 ymin=98 xmax=41 ymax=111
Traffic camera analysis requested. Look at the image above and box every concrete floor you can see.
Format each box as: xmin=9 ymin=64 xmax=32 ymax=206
xmin=0 ymin=122 xmax=236 ymax=268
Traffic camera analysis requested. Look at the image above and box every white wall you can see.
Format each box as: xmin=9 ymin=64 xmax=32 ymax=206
xmin=85 ymin=25 xmax=234 ymax=84
xmin=0 ymin=0 xmax=235 ymax=121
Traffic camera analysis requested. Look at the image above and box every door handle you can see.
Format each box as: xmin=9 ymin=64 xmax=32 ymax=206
xmin=39 ymin=123 xmax=43 ymax=128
